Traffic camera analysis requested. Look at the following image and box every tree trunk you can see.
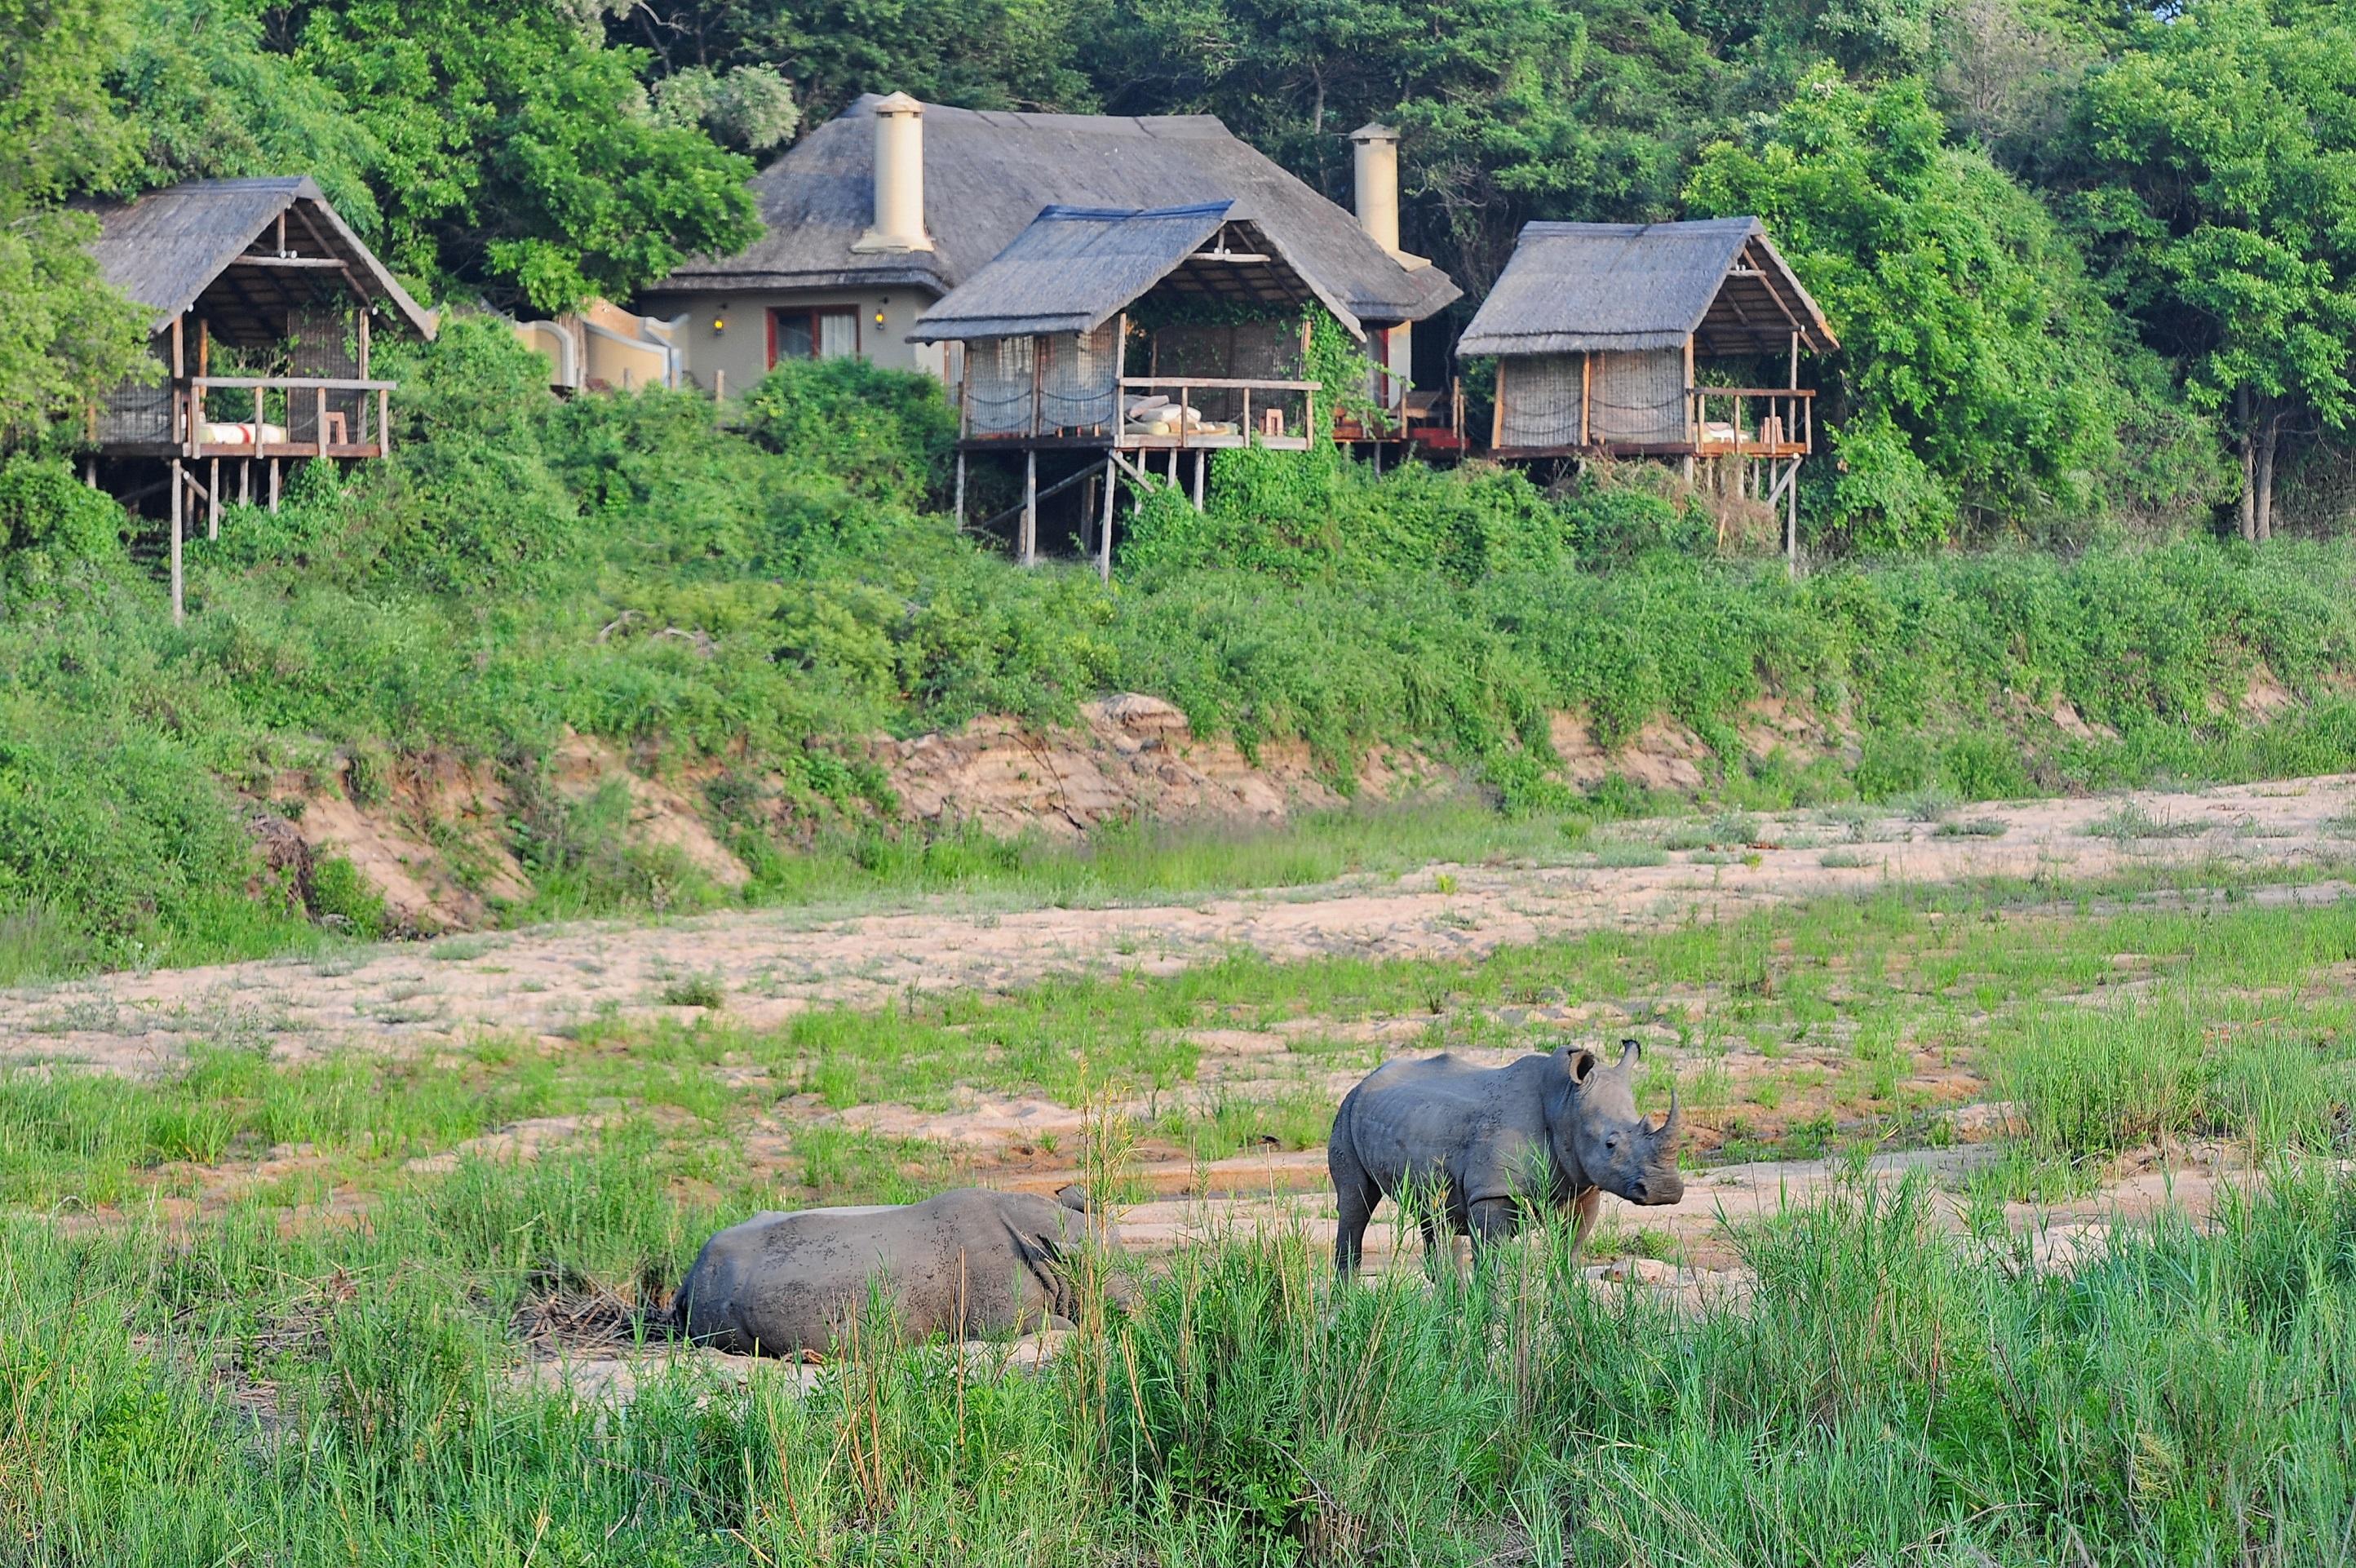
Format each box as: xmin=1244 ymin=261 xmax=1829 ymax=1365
xmin=2235 ymin=384 xmax=2256 ymax=542
xmin=2254 ymin=408 xmax=2282 ymax=543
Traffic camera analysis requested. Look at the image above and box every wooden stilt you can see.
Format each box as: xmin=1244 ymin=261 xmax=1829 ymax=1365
xmin=268 ymin=458 xmax=281 ymax=513
xmin=1021 ymin=448 xmax=1037 ymax=566
xmin=169 ymin=459 xmax=184 ymax=625
xmin=1787 ymin=459 xmax=1800 ymax=571
xmin=208 ymin=458 xmax=220 ymax=539
xmin=83 ymin=456 xmax=97 ymax=489
xmin=1098 ymin=457 xmax=1116 ymax=581
xmin=240 ymin=459 xmax=250 ymax=507
xmin=954 ymin=450 xmax=968 ymax=529
xmin=1192 ymin=450 xmax=1205 ymax=512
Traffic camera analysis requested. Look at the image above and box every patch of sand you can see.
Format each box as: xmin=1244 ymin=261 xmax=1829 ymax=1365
xmin=11 ymin=774 xmax=2356 ymax=1079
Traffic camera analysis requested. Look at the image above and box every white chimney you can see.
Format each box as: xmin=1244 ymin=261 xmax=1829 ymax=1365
xmin=1349 ymin=122 xmax=1402 ymax=259
xmin=854 ymin=92 xmax=933 ymax=254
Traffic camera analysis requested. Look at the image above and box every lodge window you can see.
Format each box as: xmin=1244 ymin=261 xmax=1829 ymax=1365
xmin=768 ymin=306 xmax=859 ymax=365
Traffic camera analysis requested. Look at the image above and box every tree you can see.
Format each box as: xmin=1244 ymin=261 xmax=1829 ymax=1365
xmin=2057 ymin=0 xmax=2356 ymax=541
xmin=108 ymin=0 xmax=383 ymax=232
xmin=608 ymin=0 xmax=1094 ymax=129
xmin=285 ymin=0 xmax=762 ymax=311
xmin=1689 ymin=69 xmax=2132 ymax=548
xmin=0 ymin=0 xmax=153 ymax=444
xmin=1075 ymin=0 xmax=1719 ymax=293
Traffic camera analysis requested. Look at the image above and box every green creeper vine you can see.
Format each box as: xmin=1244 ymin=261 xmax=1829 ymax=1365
xmin=1298 ymin=307 xmax=1388 ymax=441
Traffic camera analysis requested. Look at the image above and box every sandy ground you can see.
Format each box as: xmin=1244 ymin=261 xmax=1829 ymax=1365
xmin=10 ymin=774 xmax=2356 ymax=1078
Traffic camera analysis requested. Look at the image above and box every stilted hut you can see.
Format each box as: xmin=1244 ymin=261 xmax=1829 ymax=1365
xmin=1457 ymin=219 xmax=1835 ymax=560
xmin=78 ymin=177 xmax=436 ymax=619
xmin=909 ymin=202 xmax=1364 ymax=576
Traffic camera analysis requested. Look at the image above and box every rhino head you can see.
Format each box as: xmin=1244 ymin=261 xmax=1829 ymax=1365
xmin=1551 ymin=1039 xmax=1684 ymax=1207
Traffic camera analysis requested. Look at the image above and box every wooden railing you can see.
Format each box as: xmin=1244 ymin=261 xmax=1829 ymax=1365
xmin=182 ymin=375 xmax=397 ymax=458
xmin=1690 ymin=385 xmax=1814 ymax=456
xmin=1114 ymin=375 xmax=1318 ymax=449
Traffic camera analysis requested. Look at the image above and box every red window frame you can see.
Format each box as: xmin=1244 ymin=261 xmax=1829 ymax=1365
xmin=766 ymin=305 xmax=861 ymax=367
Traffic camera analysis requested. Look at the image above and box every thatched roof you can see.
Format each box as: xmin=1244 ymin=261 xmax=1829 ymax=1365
xmin=1456 ymin=219 xmax=1835 ymax=358
xmin=909 ymin=203 xmax=1360 ymax=342
xmin=646 ymin=95 xmax=1457 ymax=326
xmin=83 ymin=177 xmax=436 ymax=343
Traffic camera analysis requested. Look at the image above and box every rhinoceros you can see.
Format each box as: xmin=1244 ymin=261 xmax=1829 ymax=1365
xmin=671 ymin=1186 xmax=1115 ymax=1357
xmin=1327 ymin=1039 xmax=1683 ymax=1279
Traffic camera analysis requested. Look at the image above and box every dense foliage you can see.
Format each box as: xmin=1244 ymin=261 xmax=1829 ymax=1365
xmin=6 ymin=0 xmax=2351 ymax=533
xmin=8 ymin=325 xmax=2356 ymax=967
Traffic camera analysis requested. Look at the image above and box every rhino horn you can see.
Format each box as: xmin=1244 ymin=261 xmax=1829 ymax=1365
xmin=1617 ymin=1038 xmax=1642 ymax=1072
xmin=1655 ymin=1086 xmax=1682 ymax=1144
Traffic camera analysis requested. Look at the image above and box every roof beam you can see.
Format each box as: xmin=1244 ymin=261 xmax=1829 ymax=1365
xmin=1736 ymin=241 xmax=1806 ymax=337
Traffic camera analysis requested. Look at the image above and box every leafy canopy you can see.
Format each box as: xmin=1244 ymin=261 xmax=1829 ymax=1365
xmin=2062 ymin=0 xmax=2356 ymax=433
xmin=1689 ymin=69 xmax=2127 ymax=547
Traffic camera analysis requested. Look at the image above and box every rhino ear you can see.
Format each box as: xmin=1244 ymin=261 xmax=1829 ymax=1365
xmin=1567 ymin=1049 xmax=1599 ymax=1085
xmin=1054 ymin=1185 xmax=1092 ymax=1214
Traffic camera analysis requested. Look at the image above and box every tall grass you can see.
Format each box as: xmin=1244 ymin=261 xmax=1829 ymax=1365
xmin=5 ymin=1159 xmax=2352 ymax=1563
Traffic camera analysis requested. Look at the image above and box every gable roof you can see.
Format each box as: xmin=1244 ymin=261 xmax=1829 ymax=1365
xmin=910 ymin=202 xmax=1362 ymax=342
xmin=83 ymin=177 xmax=436 ymax=342
xmin=646 ymin=95 xmax=1458 ymax=326
xmin=1455 ymin=219 xmax=1835 ymax=358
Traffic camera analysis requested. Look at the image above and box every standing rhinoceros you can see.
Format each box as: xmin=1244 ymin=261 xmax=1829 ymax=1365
xmin=671 ymin=1186 xmax=1113 ymax=1356
xmin=1327 ymin=1039 xmax=1683 ymax=1279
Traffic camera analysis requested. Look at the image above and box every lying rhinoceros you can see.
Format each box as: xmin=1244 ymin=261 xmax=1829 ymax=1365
xmin=670 ymin=1186 xmax=1114 ymax=1357
xmin=1327 ymin=1039 xmax=1683 ymax=1279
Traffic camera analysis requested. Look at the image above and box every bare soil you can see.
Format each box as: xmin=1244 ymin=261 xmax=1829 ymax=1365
xmin=10 ymin=773 xmax=2352 ymax=1079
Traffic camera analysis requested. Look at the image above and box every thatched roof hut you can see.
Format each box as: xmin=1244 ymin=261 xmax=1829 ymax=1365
xmin=1456 ymin=218 xmax=1832 ymax=361
xmin=86 ymin=177 xmax=435 ymax=345
xmin=908 ymin=202 xmax=1357 ymax=343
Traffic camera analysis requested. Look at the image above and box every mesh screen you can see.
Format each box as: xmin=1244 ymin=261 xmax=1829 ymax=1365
xmin=1589 ymin=349 xmax=1685 ymax=444
xmin=1497 ymin=354 xmax=1584 ymax=447
xmin=964 ymin=335 xmax=1037 ymax=436
xmin=287 ymin=304 xmax=364 ymax=445
xmin=1039 ymin=326 xmax=1118 ymax=432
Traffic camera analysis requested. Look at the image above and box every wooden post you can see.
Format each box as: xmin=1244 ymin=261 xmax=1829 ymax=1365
xmin=714 ymin=368 xmax=725 ymax=403
xmin=378 ymin=387 xmax=391 ymax=455
xmin=1789 ymin=330 xmax=1800 ymax=392
xmin=358 ymin=308 xmax=370 ymax=380
xmin=169 ymin=458 xmax=184 ymax=625
xmin=1241 ymin=387 xmax=1252 ymax=445
xmin=1580 ymin=352 xmax=1592 ymax=448
xmin=1192 ymin=450 xmax=1205 ymax=512
xmin=170 ymin=316 xmax=187 ymax=454
xmin=240 ymin=458 xmax=250 ymax=507
xmin=954 ymin=450 xmax=968 ymax=529
xmin=1030 ymin=336 xmax=1043 ymax=436
xmin=1787 ymin=458 xmax=1800 ymax=570
xmin=316 ymin=386 xmax=328 ymax=456
xmin=1682 ymin=334 xmax=1697 ymax=443
xmin=1098 ymin=456 xmax=1116 ymax=581
xmin=83 ymin=457 xmax=96 ymax=489
xmin=208 ymin=457 xmax=220 ymax=539
xmin=1021 ymin=448 xmax=1037 ymax=565
xmin=1490 ymin=359 xmax=1506 ymax=450
xmin=269 ymin=458 xmax=281 ymax=513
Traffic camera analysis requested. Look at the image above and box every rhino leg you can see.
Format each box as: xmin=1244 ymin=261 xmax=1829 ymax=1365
xmin=1417 ymin=1211 xmax=1469 ymax=1284
xmin=1330 ymin=1145 xmax=1380 ymax=1282
xmin=1570 ymin=1185 xmax=1601 ymax=1260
